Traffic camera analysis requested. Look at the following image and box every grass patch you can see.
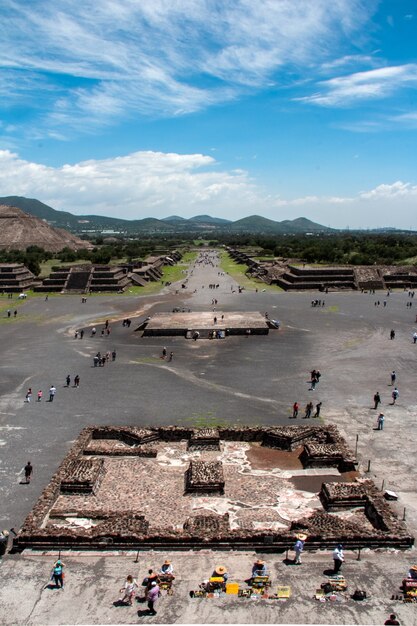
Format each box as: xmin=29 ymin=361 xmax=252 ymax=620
xmin=326 ymin=305 xmax=340 ymax=313
xmin=219 ymin=251 xmax=283 ymax=291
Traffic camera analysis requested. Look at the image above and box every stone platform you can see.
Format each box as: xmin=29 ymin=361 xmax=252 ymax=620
xmin=142 ymin=311 xmax=269 ymax=337
xmin=13 ymin=426 xmax=413 ymax=552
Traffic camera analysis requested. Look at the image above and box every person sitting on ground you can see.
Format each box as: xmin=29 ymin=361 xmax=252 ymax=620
xmin=159 ymin=560 xmax=174 ymax=575
xmin=407 ymin=565 xmax=417 ymax=579
xmin=212 ymin=565 xmax=228 ymax=581
xmin=251 ymin=559 xmax=267 ymax=577
xmin=384 ymin=613 xmax=400 ymax=625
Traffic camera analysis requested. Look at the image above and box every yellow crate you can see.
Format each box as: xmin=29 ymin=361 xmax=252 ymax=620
xmin=226 ymin=582 xmax=239 ymax=595
xmin=276 ymin=586 xmax=291 ymax=598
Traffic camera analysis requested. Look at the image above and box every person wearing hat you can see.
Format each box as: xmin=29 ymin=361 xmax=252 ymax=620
xmin=147 ymin=580 xmax=160 ymax=615
xmin=407 ymin=565 xmax=417 ymax=580
xmin=252 ymin=559 xmax=267 ymax=577
xmin=212 ymin=565 xmax=228 ymax=581
xmin=159 ymin=559 xmax=173 ymax=575
xmin=293 ymin=533 xmax=306 ymax=565
xmin=333 ymin=544 xmax=344 ymax=573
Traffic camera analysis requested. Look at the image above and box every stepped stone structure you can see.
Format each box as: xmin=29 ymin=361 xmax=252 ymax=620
xmin=36 ymin=252 xmax=183 ymax=293
xmin=0 ymin=205 xmax=92 ymax=252
xmin=14 ymin=425 xmax=413 ymax=552
xmin=0 ymin=264 xmax=36 ymax=292
xmin=227 ymin=248 xmax=417 ymax=292
xmin=35 ymin=264 xmax=131 ymax=293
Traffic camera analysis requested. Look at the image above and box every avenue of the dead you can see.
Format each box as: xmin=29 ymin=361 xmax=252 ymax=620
xmin=0 ymin=250 xmax=416 ymax=626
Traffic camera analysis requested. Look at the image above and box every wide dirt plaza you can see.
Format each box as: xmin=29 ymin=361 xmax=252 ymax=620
xmin=0 ymin=249 xmax=416 ymax=626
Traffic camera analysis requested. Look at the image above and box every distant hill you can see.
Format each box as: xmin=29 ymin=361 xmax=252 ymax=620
xmin=0 ymin=196 xmax=334 ymax=235
xmin=189 ymin=215 xmax=232 ymax=225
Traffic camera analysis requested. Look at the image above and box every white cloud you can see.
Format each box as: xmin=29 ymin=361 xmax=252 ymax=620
xmin=0 ymin=0 xmax=377 ymax=132
xmin=0 ymin=149 xmax=264 ymax=218
xmin=2 ymin=150 xmax=417 ymax=229
xmin=298 ymin=64 xmax=417 ymax=107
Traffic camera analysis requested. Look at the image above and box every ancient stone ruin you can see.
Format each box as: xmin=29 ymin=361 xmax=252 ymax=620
xmin=13 ymin=425 xmax=414 ymax=552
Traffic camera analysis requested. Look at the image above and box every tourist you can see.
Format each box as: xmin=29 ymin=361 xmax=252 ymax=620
xmin=112 ymin=350 xmax=116 ymax=361
xmin=52 ymin=559 xmax=66 ymax=589
xmin=118 ymin=574 xmax=138 ymax=605
xmin=390 ymin=329 xmax=395 ymax=340
xmin=24 ymin=461 xmax=33 ymax=484
xmin=91 ymin=327 xmax=96 ymax=337
xmin=162 ymin=347 xmax=167 ymax=359
xmin=373 ymin=391 xmax=381 ymax=410
xmin=146 ymin=581 xmax=160 ymax=615
xmin=413 ymin=332 xmax=417 ymax=344
xmin=392 ymin=388 xmax=399 ymax=405
xmin=37 ymin=390 xmax=42 ymax=402
xmin=390 ymin=370 xmax=396 ymax=385
xmin=251 ymin=559 xmax=267 ymax=577
xmin=48 ymin=385 xmax=56 ymax=402
xmin=384 ymin=613 xmax=400 ymax=625
xmin=141 ymin=569 xmax=159 ymax=599
xmin=25 ymin=388 xmax=32 ymax=403
xmin=332 ymin=544 xmax=344 ymax=573
xmin=304 ymin=402 xmax=313 ymax=419
xmin=74 ymin=330 xmax=78 ymax=339
xmin=292 ymin=402 xmax=299 ymax=418
xmin=80 ymin=329 xmax=84 ymax=339
xmin=66 ymin=375 xmax=71 ymax=387
xmin=74 ymin=375 xmax=80 ymax=388
xmin=169 ymin=351 xmax=174 ymax=361
xmin=293 ymin=533 xmax=306 ymax=565
xmin=159 ymin=560 xmax=174 ymax=575
xmin=314 ymin=402 xmax=322 ymax=418
xmin=377 ymin=413 xmax=384 ymax=430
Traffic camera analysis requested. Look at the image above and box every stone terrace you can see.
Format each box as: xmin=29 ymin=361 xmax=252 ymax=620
xmin=14 ymin=426 xmax=414 ymax=552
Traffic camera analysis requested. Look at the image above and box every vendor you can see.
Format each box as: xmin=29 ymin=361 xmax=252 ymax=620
xmin=407 ymin=565 xmax=417 ymax=580
xmin=212 ymin=565 xmax=228 ymax=581
xmin=159 ymin=560 xmax=174 ymax=575
xmin=252 ymin=559 xmax=267 ymax=577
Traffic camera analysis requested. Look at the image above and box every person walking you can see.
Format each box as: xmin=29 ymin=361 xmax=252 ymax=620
xmin=74 ymin=375 xmax=80 ymax=388
xmin=169 ymin=351 xmax=174 ymax=362
xmin=146 ymin=581 xmax=160 ymax=615
xmin=24 ymin=461 xmax=33 ymax=484
xmin=292 ymin=402 xmax=299 ymax=418
xmin=390 ymin=371 xmax=396 ymax=385
xmin=390 ymin=329 xmax=395 ymax=340
xmin=37 ymin=390 xmax=42 ymax=402
xmin=25 ymin=388 xmax=32 ymax=403
xmin=66 ymin=375 xmax=71 ymax=387
xmin=112 ymin=350 xmax=116 ymax=361
xmin=377 ymin=413 xmax=384 ymax=430
xmin=162 ymin=347 xmax=167 ymax=359
xmin=49 ymin=385 xmax=56 ymax=402
xmin=293 ymin=533 xmax=306 ymax=565
xmin=373 ymin=391 xmax=381 ymax=410
xmin=52 ymin=559 xmax=66 ymax=589
xmin=118 ymin=575 xmax=138 ymax=605
xmin=332 ymin=544 xmax=344 ymax=573
xmin=314 ymin=402 xmax=322 ymax=418
xmin=392 ymin=387 xmax=399 ymax=404
xmin=80 ymin=329 xmax=84 ymax=339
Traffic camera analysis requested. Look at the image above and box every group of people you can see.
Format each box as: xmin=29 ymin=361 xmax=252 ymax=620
xmin=25 ymin=385 xmax=56 ymax=403
xmin=292 ymin=401 xmax=322 ymax=419
xmin=117 ymin=560 xmax=174 ymax=615
xmin=93 ymin=350 xmax=116 ymax=367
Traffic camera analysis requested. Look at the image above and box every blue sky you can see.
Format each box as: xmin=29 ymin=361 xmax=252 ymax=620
xmin=1 ymin=0 xmax=417 ymax=228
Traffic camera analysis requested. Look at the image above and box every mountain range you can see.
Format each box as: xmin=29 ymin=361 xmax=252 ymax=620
xmin=0 ymin=196 xmax=332 ymax=235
